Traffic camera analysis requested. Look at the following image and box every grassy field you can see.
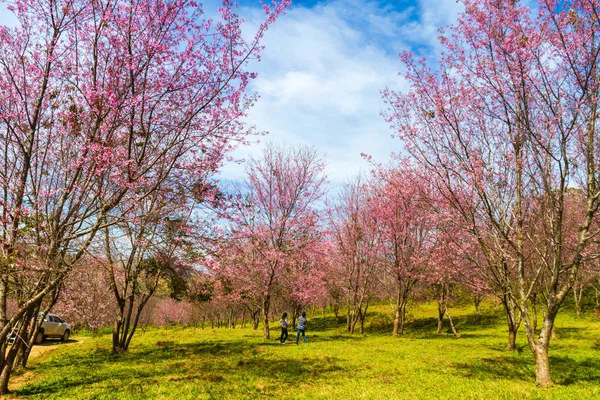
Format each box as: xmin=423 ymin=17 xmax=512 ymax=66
xmin=10 ymin=302 xmax=600 ymax=399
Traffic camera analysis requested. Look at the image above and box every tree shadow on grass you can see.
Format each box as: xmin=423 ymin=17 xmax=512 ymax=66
xmin=302 ymin=315 xmax=345 ymax=332
xmin=550 ymin=355 xmax=600 ymax=385
xmin=16 ymin=340 xmax=256 ymax=396
xmin=452 ymin=355 xmax=533 ymax=381
xmin=552 ymin=327 xmax=585 ymax=340
xmin=451 ymin=353 xmax=600 ymax=385
xmin=17 ymin=337 xmax=347 ymax=397
xmin=458 ymin=312 xmax=504 ymax=329
xmin=365 ymin=308 xmax=504 ymax=338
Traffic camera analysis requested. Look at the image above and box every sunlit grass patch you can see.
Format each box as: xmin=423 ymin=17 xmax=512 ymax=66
xmin=12 ymin=302 xmax=600 ymax=399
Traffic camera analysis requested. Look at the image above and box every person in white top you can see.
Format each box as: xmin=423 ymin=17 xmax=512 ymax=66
xmin=295 ymin=311 xmax=308 ymax=344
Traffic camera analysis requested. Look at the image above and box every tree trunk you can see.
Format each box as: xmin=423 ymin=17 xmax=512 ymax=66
xmin=333 ymin=304 xmax=339 ymax=326
xmin=262 ymin=297 xmax=270 ymax=340
xmin=445 ymin=305 xmax=461 ymax=338
xmin=437 ymin=301 xmax=444 ymax=334
xmin=501 ymin=295 xmax=520 ymax=351
xmin=113 ymin=318 xmax=124 ymax=353
xmin=574 ymin=286 xmax=583 ymax=318
xmin=349 ymin=316 xmax=358 ymax=334
xmin=532 ymin=293 xmax=538 ymax=334
xmin=18 ymin=294 xmax=57 ymax=369
xmin=359 ymin=310 xmax=365 ymax=334
xmin=0 ymin=338 xmax=22 ymax=394
xmin=399 ymin=302 xmax=406 ymax=335
xmin=393 ymin=289 xmax=406 ymax=337
xmin=14 ymin=310 xmax=36 ymax=370
xmin=534 ymin=345 xmax=552 ymax=387
xmin=437 ymin=290 xmax=445 ymax=334
xmin=346 ymin=307 xmax=352 ymax=333
xmin=474 ymin=295 xmax=482 ymax=315
xmin=506 ymin=327 xmax=517 ymax=350
xmin=392 ymin=291 xmax=401 ymax=337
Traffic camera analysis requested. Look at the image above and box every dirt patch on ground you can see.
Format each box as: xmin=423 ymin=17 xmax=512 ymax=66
xmin=26 ymin=338 xmax=83 ymax=360
xmin=1 ymin=337 xmax=87 ymax=397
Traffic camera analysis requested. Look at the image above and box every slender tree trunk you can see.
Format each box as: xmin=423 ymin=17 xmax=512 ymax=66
xmin=501 ymin=295 xmax=519 ymax=351
xmin=399 ymin=301 xmax=406 ymax=335
xmin=0 ymin=351 xmax=17 ymax=394
xmin=574 ymin=286 xmax=583 ymax=317
xmin=392 ymin=285 xmax=406 ymax=337
xmin=350 ymin=316 xmax=358 ymax=334
xmin=252 ymin=311 xmax=259 ymax=330
xmin=392 ymin=288 xmax=404 ymax=337
xmin=0 ymin=325 xmax=26 ymax=393
xmin=15 ymin=305 xmax=40 ymax=369
xmin=333 ymin=304 xmax=339 ymax=326
xmin=113 ymin=317 xmax=123 ymax=353
xmin=437 ymin=307 xmax=444 ymax=334
xmin=532 ymin=293 xmax=538 ymax=334
xmin=444 ymin=305 xmax=460 ymax=338
xmin=437 ymin=291 xmax=445 ymax=334
xmin=346 ymin=305 xmax=352 ymax=333
xmin=359 ymin=311 xmax=365 ymax=334
xmin=262 ymin=296 xmax=271 ymax=340
xmin=473 ymin=294 xmax=482 ymax=323
xmin=474 ymin=295 xmax=482 ymax=315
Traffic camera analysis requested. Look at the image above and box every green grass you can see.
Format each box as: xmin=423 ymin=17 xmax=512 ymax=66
xmin=12 ymin=302 xmax=600 ymax=399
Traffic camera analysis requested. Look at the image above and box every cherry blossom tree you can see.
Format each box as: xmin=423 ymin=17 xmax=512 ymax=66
xmin=103 ymin=185 xmax=198 ymax=353
xmin=215 ymin=143 xmax=327 ymax=339
xmin=53 ymin=259 xmax=116 ymax=331
xmin=368 ymin=160 xmax=436 ymax=336
xmin=328 ymin=176 xmax=380 ymax=334
xmin=385 ymin=0 xmax=600 ymax=386
xmin=0 ymin=0 xmax=289 ymax=391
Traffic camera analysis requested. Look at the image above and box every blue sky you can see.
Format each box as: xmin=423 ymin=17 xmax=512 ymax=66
xmin=216 ymin=0 xmax=464 ymax=183
xmin=0 ymin=0 xmax=464 ymax=184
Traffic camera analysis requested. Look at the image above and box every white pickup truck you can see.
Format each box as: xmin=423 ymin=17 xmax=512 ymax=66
xmin=34 ymin=313 xmax=71 ymax=344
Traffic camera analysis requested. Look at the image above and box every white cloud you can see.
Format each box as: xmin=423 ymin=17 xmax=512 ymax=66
xmin=219 ymin=0 xmax=463 ymax=185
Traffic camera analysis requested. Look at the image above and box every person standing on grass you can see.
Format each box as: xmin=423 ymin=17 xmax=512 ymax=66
xmin=280 ymin=312 xmax=289 ymax=344
xmin=295 ymin=311 xmax=308 ymax=344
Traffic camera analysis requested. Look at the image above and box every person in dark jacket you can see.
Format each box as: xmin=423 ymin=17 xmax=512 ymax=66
xmin=279 ymin=312 xmax=289 ymax=344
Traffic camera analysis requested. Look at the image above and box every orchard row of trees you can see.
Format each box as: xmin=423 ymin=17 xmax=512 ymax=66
xmin=201 ymin=0 xmax=600 ymax=388
xmin=2 ymin=0 xmax=600 ymax=393
xmin=48 ymin=138 xmax=600 ymax=390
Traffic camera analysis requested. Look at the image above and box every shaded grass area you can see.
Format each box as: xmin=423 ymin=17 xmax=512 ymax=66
xmin=12 ymin=302 xmax=600 ymax=399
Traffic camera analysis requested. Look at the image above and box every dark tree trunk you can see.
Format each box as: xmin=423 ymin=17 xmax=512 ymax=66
xmin=437 ymin=300 xmax=444 ymax=334
xmin=500 ymin=294 xmax=520 ymax=351
xmin=262 ymin=296 xmax=271 ymax=340
xmin=393 ymin=287 xmax=407 ymax=337
xmin=333 ymin=303 xmax=339 ymax=326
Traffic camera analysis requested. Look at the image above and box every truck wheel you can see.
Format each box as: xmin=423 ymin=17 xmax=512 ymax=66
xmin=61 ymin=330 xmax=70 ymax=342
xmin=34 ymin=332 xmax=44 ymax=345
